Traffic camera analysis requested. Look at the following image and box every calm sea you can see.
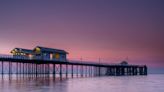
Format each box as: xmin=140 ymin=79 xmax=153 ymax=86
xmin=0 ymin=74 xmax=164 ymax=92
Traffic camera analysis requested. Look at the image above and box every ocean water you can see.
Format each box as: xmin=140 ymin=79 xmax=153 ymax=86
xmin=0 ymin=74 xmax=164 ymax=92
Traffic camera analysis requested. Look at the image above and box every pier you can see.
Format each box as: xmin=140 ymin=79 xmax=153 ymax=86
xmin=0 ymin=46 xmax=147 ymax=80
xmin=0 ymin=56 xmax=147 ymax=80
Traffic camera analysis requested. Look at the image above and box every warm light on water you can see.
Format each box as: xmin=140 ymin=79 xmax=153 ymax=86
xmin=0 ymin=74 xmax=164 ymax=92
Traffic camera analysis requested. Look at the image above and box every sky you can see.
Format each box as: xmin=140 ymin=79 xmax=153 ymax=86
xmin=0 ymin=0 xmax=164 ymax=70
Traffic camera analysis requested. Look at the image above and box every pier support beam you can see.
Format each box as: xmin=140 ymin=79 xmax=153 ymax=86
xmin=76 ymin=65 xmax=78 ymax=77
xmin=53 ymin=64 xmax=56 ymax=78
xmin=66 ymin=64 xmax=68 ymax=78
xmin=71 ymin=64 xmax=73 ymax=78
xmin=1 ymin=61 xmax=4 ymax=76
xmin=85 ymin=66 xmax=87 ymax=77
xmin=81 ymin=65 xmax=83 ymax=77
xmin=121 ymin=67 xmax=125 ymax=75
xmin=98 ymin=66 xmax=101 ymax=76
xmin=144 ymin=65 xmax=147 ymax=75
xmin=23 ymin=63 xmax=24 ymax=75
xmin=35 ymin=63 xmax=38 ymax=77
xmin=59 ymin=64 xmax=62 ymax=80
xmin=9 ymin=61 xmax=11 ymax=75
xmin=16 ymin=62 xmax=18 ymax=75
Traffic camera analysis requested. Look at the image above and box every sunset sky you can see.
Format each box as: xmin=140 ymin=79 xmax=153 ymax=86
xmin=0 ymin=0 xmax=164 ymax=70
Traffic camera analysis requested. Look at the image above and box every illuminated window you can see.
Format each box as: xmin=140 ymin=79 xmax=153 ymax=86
xmin=53 ymin=53 xmax=60 ymax=59
xmin=21 ymin=53 xmax=24 ymax=55
xmin=14 ymin=49 xmax=18 ymax=52
xmin=29 ymin=54 xmax=33 ymax=59
xmin=50 ymin=53 xmax=53 ymax=60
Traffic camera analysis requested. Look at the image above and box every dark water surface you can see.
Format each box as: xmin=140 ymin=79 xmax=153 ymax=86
xmin=0 ymin=74 xmax=164 ymax=92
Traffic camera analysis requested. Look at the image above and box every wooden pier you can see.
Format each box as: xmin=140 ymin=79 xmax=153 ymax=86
xmin=0 ymin=56 xmax=147 ymax=80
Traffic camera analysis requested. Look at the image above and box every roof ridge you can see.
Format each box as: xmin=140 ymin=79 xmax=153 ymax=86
xmin=35 ymin=46 xmax=68 ymax=54
xmin=14 ymin=48 xmax=33 ymax=51
xmin=36 ymin=46 xmax=65 ymax=51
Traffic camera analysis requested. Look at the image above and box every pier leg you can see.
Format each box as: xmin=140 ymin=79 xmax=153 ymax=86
xmin=135 ymin=67 xmax=137 ymax=75
xmin=127 ymin=67 xmax=130 ymax=75
xmin=9 ymin=61 xmax=11 ymax=75
xmin=25 ymin=63 xmax=27 ymax=75
xmin=60 ymin=64 xmax=62 ymax=80
xmin=76 ymin=65 xmax=78 ymax=77
xmin=88 ymin=66 xmax=90 ymax=76
xmin=132 ymin=67 xmax=134 ymax=75
xmin=48 ymin=64 xmax=50 ymax=76
xmin=90 ymin=66 xmax=92 ymax=76
xmin=10 ymin=62 xmax=12 ymax=75
xmin=94 ymin=67 xmax=97 ymax=76
xmin=89 ymin=66 xmax=90 ymax=77
xmin=139 ymin=67 xmax=143 ymax=75
xmin=66 ymin=64 xmax=68 ymax=78
xmin=85 ymin=66 xmax=87 ymax=77
xmin=1 ymin=61 xmax=3 ymax=76
xmin=81 ymin=65 xmax=83 ymax=77
xmin=35 ymin=64 xmax=38 ymax=77
xmin=137 ymin=67 xmax=139 ymax=75
xmin=23 ymin=63 xmax=24 ymax=76
xmin=16 ymin=62 xmax=18 ymax=75
xmin=95 ymin=66 xmax=98 ymax=76
xmin=114 ymin=67 xmax=116 ymax=76
xmin=53 ymin=64 xmax=56 ymax=78
xmin=71 ymin=64 xmax=73 ymax=78
xmin=144 ymin=66 xmax=147 ymax=75
xmin=98 ymin=66 xmax=101 ymax=76
xmin=20 ymin=63 xmax=22 ymax=75
xmin=32 ymin=64 xmax=34 ymax=76
xmin=122 ymin=67 xmax=125 ymax=75
xmin=9 ymin=61 xmax=12 ymax=80
xmin=91 ymin=66 xmax=93 ymax=76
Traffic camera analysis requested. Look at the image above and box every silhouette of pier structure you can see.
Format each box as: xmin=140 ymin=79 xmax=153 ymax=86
xmin=0 ymin=57 xmax=147 ymax=79
xmin=0 ymin=46 xmax=147 ymax=80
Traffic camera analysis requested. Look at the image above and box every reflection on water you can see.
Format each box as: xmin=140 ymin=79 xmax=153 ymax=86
xmin=0 ymin=74 xmax=164 ymax=92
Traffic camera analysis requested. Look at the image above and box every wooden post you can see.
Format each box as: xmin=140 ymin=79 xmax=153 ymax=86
xmin=134 ymin=67 xmax=137 ymax=75
xmin=23 ymin=63 xmax=25 ymax=75
xmin=85 ymin=66 xmax=87 ymax=77
xmin=9 ymin=61 xmax=11 ymax=75
xmin=144 ymin=66 xmax=147 ymax=75
xmin=53 ymin=64 xmax=56 ymax=78
xmin=122 ymin=67 xmax=125 ymax=75
xmin=71 ymin=64 xmax=73 ymax=78
xmin=1 ymin=61 xmax=3 ymax=75
xmin=66 ymin=64 xmax=68 ymax=78
xmin=36 ymin=63 xmax=38 ymax=77
xmin=116 ymin=67 xmax=119 ymax=76
xmin=48 ymin=64 xmax=50 ymax=76
xmin=90 ymin=66 xmax=93 ymax=77
xmin=16 ymin=62 xmax=18 ymax=75
xmin=76 ymin=65 xmax=78 ymax=77
xmin=81 ymin=65 xmax=83 ymax=77
xmin=98 ymin=66 xmax=101 ymax=76
xmin=60 ymin=64 xmax=62 ymax=80
xmin=127 ymin=67 xmax=130 ymax=75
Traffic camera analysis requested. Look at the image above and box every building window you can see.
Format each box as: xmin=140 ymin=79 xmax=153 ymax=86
xmin=50 ymin=53 xmax=53 ymax=60
xmin=53 ymin=53 xmax=60 ymax=59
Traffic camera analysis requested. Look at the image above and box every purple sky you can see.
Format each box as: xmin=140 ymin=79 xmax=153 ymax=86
xmin=0 ymin=0 xmax=164 ymax=68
